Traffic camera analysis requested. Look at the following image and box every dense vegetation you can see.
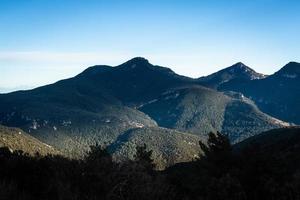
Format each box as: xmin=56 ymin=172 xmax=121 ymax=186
xmin=0 ymin=58 xmax=290 ymax=159
xmin=0 ymin=144 xmax=175 ymax=200
xmin=1 ymin=128 xmax=300 ymax=200
xmin=109 ymin=126 xmax=202 ymax=169
xmin=140 ymin=86 xmax=284 ymax=143
xmin=167 ymin=129 xmax=300 ymax=200
xmin=0 ymin=125 xmax=59 ymax=156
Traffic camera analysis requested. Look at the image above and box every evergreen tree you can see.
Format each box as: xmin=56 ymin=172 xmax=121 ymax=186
xmin=199 ymin=131 xmax=233 ymax=168
xmin=134 ymin=144 xmax=155 ymax=170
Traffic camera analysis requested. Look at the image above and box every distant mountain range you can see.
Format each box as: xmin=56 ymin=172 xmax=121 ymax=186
xmin=0 ymin=57 xmax=298 ymax=167
xmin=0 ymin=86 xmax=34 ymax=94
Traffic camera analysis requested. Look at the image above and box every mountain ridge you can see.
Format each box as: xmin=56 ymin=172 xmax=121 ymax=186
xmin=0 ymin=58 xmax=295 ymax=165
xmin=219 ymin=61 xmax=300 ymax=124
xmin=198 ymin=62 xmax=266 ymax=89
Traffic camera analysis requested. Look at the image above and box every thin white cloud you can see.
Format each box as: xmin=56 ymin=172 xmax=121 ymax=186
xmin=0 ymin=50 xmax=287 ymax=93
xmin=0 ymin=51 xmax=135 ymax=65
xmin=0 ymin=51 xmax=225 ymax=77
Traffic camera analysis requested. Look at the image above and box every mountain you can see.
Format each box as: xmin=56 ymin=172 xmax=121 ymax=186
xmin=76 ymin=57 xmax=194 ymax=106
xmin=0 ymin=125 xmax=59 ymax=155
xmin=139 ymin=86 xmax=288 ymax=143
xmin=198 ymin=62 xmax=266 ymax=89
xmin=0 ymin=57 xmax=290 ymax=160
xmin=0 ymin=57 xmax=195 ymax=158
xmin=220 ymin=62 xmax=300 ymax=124
xmin=0 ymin=67 xmax=158 ymax=157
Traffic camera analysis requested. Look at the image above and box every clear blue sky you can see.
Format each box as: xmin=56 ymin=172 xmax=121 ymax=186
xmin=0 ymin=0 xmax=299 ymax=92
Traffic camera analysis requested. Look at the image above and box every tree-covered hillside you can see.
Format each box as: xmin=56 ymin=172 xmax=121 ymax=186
xmin=0 ymin=58 xmax=292 ymax=160
xmin=0 ymin=125 xmax=59 ymax=156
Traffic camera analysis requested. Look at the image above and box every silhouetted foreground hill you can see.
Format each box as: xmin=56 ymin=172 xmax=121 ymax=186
xmin=0 ymin=143 xmax=177 ymax=200
xmin=166 ymin=127 xmax=300 ymax=200
xmin=234 ymin=126 xmax=300 ymax=152
xmin=1 ymin=127 xmax=300 ymax=200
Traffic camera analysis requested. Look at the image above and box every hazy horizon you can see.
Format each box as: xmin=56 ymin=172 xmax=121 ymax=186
xmin=0 ymin=57 xmax=293 ymax=93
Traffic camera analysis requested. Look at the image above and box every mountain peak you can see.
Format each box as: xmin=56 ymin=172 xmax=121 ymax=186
xmin=77 ymin=57 xmax=151 ymax=77
xmin=218 ymin=62 xmax=264 ymax=80
xmin=228 ymin=62 xmax=252 ymax=71
xmin=233 ymin=62 xmax=247 ymax=67
xmin=275 ymin=62 xmax=300 ymax=78
xmin=129 ymin=57 xmax=149 ymax=63
xmin=228 ymin=62 xmax=266 ymax=79
xmin=198 ymin=62 xmax=265 ymax=89
xmin=121 ymin=57 xmax=150 ymax=68
xmin=279 ymin=62 xmax=300 ymax=73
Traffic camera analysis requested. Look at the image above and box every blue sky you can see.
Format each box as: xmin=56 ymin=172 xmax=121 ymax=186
xmin=0 ymin=0 xmax=299 ymax=92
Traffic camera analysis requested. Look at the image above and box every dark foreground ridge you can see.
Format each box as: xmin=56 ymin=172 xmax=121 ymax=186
xmin=1 ymin=127 xmax=300 ymax=200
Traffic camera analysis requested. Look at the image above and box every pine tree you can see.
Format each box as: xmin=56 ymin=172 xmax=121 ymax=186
xmin=199 ymin=131 xmax=231 ymax=159
xmin=134 ymin=144 xmax=155 ymax=170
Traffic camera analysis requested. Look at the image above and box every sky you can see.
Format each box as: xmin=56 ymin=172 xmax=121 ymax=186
xmin=0 ymin=0 xmax=299 ymax=93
